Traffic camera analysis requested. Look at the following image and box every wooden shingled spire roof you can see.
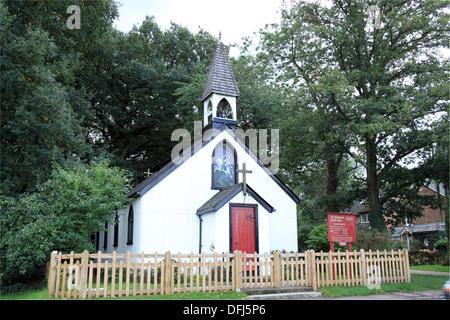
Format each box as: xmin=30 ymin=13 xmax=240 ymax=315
xmin=201 ymin=39 xmax=240 ymax=101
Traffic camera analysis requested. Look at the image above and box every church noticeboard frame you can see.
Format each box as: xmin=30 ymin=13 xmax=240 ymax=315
xmin=327 ymin=212 xmax=356 ymax=245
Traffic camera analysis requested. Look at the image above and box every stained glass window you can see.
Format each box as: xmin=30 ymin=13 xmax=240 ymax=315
xmin=212 ymin=141 xmax=236 ymax=189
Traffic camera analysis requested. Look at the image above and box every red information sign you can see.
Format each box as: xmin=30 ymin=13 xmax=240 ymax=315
xmin=327 ymin=212 xmax=357 ymax=243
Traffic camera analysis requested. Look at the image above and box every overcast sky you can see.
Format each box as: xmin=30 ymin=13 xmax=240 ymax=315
xmin=113 ymin=0 xmax=284 ymax=56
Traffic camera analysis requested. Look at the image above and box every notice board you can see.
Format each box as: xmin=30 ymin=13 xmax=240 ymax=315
xmin=327 ymin=212 xmax=357 ymax=243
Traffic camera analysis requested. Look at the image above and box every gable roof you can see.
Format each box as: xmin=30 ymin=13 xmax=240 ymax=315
xmin=200 ymin=40 xmax=240 ymax=101
xmin=127 ymin=124 xmax=301 ymax=204
xmin=425 ymin=181 xmax=446 ymax=196
xmin=196 ymin=183 xmax=275 ymax=215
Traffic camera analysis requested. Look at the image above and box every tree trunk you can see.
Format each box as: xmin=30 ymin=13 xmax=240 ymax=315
xmin=325 ymin=153 xmax=344 ymax=212
xmin=366 ymin=136 xmax=386 ymax=232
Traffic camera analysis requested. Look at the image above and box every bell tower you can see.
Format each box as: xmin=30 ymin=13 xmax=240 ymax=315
xmin=201 ymin=37 xmax=240 ymax=130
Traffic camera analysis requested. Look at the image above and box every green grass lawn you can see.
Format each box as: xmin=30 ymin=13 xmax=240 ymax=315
xmin=99 ymin=290 xmax=247 ymax=300
xmin=318 ymin=274 xmax=448 ymax=298
xmin=0 ymin=286 xmax=246 ymax=300
xmin=410 ymin=265 xmax=450 ymax=273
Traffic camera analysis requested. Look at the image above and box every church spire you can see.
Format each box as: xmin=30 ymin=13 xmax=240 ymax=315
xmin=202 ymin=38 xmax=240 ymax=129
xmin=201 ymin=40 xmax=240 ymax=101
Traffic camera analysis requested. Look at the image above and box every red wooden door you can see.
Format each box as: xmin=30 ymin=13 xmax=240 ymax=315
xmin=231 ymin=206 xmax=256 ymax=254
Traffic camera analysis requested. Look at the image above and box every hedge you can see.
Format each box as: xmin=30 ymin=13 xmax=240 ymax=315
xmin=409 ymin=250 xmax=447 ymax=266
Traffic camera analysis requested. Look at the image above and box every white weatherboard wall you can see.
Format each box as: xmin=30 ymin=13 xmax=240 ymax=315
xmin=101 ymin=128 xmax=298 ymax=255
xmin=100 ymin=197 xmax=141 ymax=254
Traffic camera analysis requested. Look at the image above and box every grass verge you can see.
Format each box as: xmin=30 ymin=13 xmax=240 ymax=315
xmin=0 ymin=287 xmax=246 ymax=300
xmin=318 ymin=274 xmax=448 ymax=298
xmin=410 ymin=265 xmax=449 ymax=273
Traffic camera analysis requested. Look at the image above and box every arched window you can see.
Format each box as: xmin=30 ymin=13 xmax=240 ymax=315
xmin=113 ymin=210 xmax=119 ymax=247
xmin=103 ymin=222 xmax=108 ymax=250
xmin=212 ymin=140 xmax=237 ymax=189
xmin=207 ymin=101 xmax=213 ymax=124
xmin=95 ymin=232 xmax=99 ymax=251
xmin=216 ymin=98 xmax=233 ymax=119
xmin=127 ymin=205 xmax=134 ymax=245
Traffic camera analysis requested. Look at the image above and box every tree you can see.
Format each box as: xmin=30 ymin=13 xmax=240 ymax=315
xmin=0 ymin=159 xmax=130 ymax=288
xmin=0 ymin=0 xmax=119 ymax=195
xmin=80 ymin=17 xmax=218 ymax=182
xmin=260 ymin=0 xmax=449 ymax=231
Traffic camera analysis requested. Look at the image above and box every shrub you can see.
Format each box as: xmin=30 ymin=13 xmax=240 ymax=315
xmin=305 ymin=223 xmax=346 ymax=252
xmin=305 ymin=224 xmax=329 ymax=251
xmin=354 ymin=229 xmax=407 ymax=251
xmin=0 ymin=159 xmax=131 ymax=292
xmin=409 ymin=250 xmax=446 ymax=265
xmin=434 ymin=238 xmax=447 ymax=253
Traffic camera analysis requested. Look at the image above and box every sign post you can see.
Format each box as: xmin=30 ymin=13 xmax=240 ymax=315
xmin=327 ymin=212 xmax=357 ymax=279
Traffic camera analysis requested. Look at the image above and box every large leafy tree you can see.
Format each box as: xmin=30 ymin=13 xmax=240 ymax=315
xmin=80 ymin=16 xmax=217 ymax=182
xmin=0 ymin=0 xmax=119 ymax=195
xmin=260 ymin=0 xmax=449 ymax=231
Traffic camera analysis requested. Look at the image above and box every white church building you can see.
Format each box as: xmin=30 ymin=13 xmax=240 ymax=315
xmin=98 ymin=39 xmax=300 ymax=255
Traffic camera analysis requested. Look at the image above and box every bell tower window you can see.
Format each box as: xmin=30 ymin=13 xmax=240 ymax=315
xmin=217 ymin=98 xmax=233 ymax=119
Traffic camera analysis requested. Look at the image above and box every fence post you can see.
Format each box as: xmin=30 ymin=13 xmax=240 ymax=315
xmin=234 ymin=251 xmax=242 ymax=290
xmin=164 ymin=251 xmax=173 ymax=294
xmin=305 ymin=250 xmax=311 ymax=286
xmin=47 ymin=251 xmax=58 ymax=297
xmin=360 ymin=249 xmax=367 ymax=286
xmin=125 ymin=251 xmax=130 ymax=297
xmin=79 ymin=250 xmax=89 ymax=299
xmin=403 ymin=249 xmax=411 ymax=283
xmin=111 ymin=251 xmax=117 ymax=297
xmin=310 ymin=250 xmax=317 ymax=291
xmin=270 ymin=251 xmax=277 ymax=287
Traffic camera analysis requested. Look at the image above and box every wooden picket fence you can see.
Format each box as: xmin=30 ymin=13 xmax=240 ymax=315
xmin=47 ymin=249 xmax=410 ymax=299
xmin=313 ymin=249 xmax=410 ymax=288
